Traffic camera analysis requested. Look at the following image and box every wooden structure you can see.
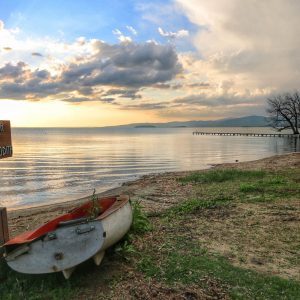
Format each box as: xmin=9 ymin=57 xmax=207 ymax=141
xmin=0 ymin=120 xmax=12 ymax=249
xmin=192 ymin=131 xmax=299 ymax=138
xmin=0 ymin=208 xmax=9 ymax=247
xmin=0 ymin=120 xmax=13 ymax=159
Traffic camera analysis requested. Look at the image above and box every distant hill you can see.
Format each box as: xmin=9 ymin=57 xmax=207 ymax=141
xmin=134 ymin=125 xmax=157 ymax=128
xmin=109 ymin=115 xmax=269 ymax=129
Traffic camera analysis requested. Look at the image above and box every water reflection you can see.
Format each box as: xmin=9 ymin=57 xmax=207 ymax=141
xmin=0 ymin=127 xmax=299 ymax=209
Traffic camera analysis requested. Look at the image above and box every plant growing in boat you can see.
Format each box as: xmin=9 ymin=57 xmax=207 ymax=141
xmin=88 ymin=189 xmax=102 ymax=219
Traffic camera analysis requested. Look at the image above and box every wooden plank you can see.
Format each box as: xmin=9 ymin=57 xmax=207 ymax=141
xmin=0 ymin=121 xmax=13 ymax=159
xmin=0 ymin=207 xmax=9 ymax=246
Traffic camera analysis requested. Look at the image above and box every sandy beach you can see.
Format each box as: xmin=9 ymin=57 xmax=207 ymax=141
xmin=7 ymin=152 xmax=300 ymax=238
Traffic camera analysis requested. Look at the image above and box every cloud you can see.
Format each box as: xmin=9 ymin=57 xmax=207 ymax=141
xmin=176 ymin=0 xmax=300 ymax=92
xmin=120 ymin=101 xmax=168 ymax=110
xmin=117 ymin=35 xmax=132 ymax=43
xmin=74 ymin=41 xmax=182 ymax=87
xmin=172 ymin=93 xmax=263 ymax=108
xmin=31 ymin=52 xmax=43 ymax=57
xmin=103 ymin=88 xmax=141 ymax=100
xmin=152 ymin=83 xmax=172 ymax=89
xmin=62 ymin=96 xmax=92 ymax=103
xmin=112 ymin=28 xmax=132 ymax=43
xmin=112 ymin=29 xmax=122 ymax=36
xmin=0 ymin=41 xmax=181 ymax=102
xmin=126 ymin=26 xmax=137 ymax=35
xmin=0 ymin=62 xmax=27 ymax=79
xmin=158 ymin=27 xmax=189 ymax=39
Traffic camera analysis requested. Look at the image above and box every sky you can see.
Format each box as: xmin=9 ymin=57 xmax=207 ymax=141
xmin=0 ymin=0 xmax=299 ymax=127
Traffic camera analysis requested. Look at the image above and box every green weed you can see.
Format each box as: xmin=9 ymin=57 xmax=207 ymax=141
xmin=0 ymin=271 xmax=77 ymax=300
xmin=114 ymin=239 xmax=136 ymax=261
xmin=130 ymin=200 xmax=152 ymax=234
xmin=113 ymin=200 xmax=151 ymax=261
xmin=164 ymin=197 xmax=231 ymax=217
xmin=239 ymin=174 xmax=300 ymax=203
xmin=180 ymin=169 xmax=266 ymax=184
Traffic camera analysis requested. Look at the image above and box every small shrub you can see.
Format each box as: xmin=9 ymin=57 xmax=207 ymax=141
xmin=88 ymin=189 xmax=101 ymax=219
xmin=113 ymin=200 xmax=151 ymax=260
xmin=130 ymin=200 xmax=152 ymax=234
xmin=114 ymin=240 xmax=136 ymax=261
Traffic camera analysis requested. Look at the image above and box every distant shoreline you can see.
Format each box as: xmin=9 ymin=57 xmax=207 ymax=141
xmin=10 ymin=115 xmax=270 ymax=129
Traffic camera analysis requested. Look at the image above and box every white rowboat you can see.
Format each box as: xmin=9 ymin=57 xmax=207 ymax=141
xmin=4 ymin=195 xmax=132 ymax=279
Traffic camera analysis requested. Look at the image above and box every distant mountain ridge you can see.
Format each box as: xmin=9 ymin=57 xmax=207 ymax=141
xmin=108 ymin=115 xmax=269 ymax=128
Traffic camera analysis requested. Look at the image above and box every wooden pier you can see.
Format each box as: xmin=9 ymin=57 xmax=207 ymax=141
xmin=192 ymin=131 xmax=299 ymax=138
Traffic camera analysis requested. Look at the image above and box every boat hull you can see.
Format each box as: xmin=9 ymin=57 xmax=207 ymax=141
xmin=7 ymin=220 xmax=105 ymax=274
xmin=101 ymin=201 xmax=132 ymax=250
xmin=5 ymin=196 xmax=132 ymax=276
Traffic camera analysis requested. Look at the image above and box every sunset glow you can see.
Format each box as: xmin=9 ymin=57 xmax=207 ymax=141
xmin=1 ymin=0 xmax=300 ymax=127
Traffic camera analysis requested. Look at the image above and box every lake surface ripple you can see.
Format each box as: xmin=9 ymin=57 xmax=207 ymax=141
xmin=1 ymin=127 xmax=299 ymax=209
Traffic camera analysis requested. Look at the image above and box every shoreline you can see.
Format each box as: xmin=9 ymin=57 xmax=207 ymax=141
xmin=6 ymin=152 xmax=299 ymax=238
xmin=6 ymin=151 xmax=297 ymax=213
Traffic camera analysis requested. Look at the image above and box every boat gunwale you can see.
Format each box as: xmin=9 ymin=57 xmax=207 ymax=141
xmin=96 ymin=194 xmax=130 ymax=221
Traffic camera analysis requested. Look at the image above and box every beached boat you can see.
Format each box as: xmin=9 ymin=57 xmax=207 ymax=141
xmin=3 ymin=194 xmax=132 ymax=279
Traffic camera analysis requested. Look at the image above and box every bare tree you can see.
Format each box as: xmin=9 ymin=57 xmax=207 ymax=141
xmin=267 ymin=91 xmax=300 ymax=134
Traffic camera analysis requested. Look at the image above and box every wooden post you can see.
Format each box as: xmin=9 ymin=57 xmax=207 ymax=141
xmin=0 ymin=207 xmax=9 ymax=246
xmin=0 ymin=120 xmax=13 ymax=159
xmin=0 ymin=120 xmax=12 ymax=255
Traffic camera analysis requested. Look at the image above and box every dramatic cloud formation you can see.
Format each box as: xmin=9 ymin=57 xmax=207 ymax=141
xmin=176 ymin=0 xmax=300 ymax=92
xmin=2 ymin=1 xmax=299 ymax=125
xmin=0 ymin=39 xmax=181 ymax=102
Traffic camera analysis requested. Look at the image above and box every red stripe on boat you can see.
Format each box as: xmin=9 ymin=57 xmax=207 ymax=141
xmin=4 ymin=197 xmax=116 ymax=246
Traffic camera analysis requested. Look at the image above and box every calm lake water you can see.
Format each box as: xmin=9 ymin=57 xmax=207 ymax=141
xmin=1 ymin=127 xmax=299 ymax=209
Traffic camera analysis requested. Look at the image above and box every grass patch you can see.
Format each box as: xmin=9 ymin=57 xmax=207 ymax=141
xmin=113 ymin=201 xmax=151 ymax=261
xmin=180 ymin=169 xmax=266 ymax=184
xmin=240 ymin=176 xmax=287 ymax=193
xmin=179 ymin=169 xmax=299 ymax=204
xmin=164 ymin=197 xmax=231 ymax=217
xmin=137 ymin=167 xmax=300 ymax=299
xmin=138 ymin=241 xmax=300 ymax=300
xmin=0 ymin=271 xmax=77 ymax=300
xmin=130 ymin=200 xmax=152 ymax=234
xmin=239 ymin=175 xmax=300 ymax=203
